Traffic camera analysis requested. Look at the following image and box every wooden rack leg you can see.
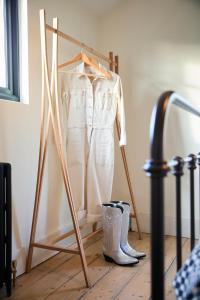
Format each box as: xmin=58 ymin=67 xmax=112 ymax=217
xmin=109 ymin=52 xmax=142 ymax=240
xmin=27 ymin=11 xmax=90 ymax=289
xmin=27 ymin=16 xmax=56 ymax=271
xmin=51 ymin=17 xmax=90 ymax=287
xmin=109 ymin=51 xmax=113 ymax=71
xmin=26 ymin=61 xmax=51 ymax=272
xmin=59 ymin=155 xmax=91 ymax=287
xmin=26 ymin=111 xmax=51 ymax=272
xmin=92 ymin=222 xmax=98 ymax=232
xmin=117 ymin=127 xmax=142 ymax=240
xmin=39 ymin=12 xmax=90 ymax=287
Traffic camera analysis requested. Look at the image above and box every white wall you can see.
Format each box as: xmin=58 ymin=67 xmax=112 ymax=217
xmin=0 ymin=0 xmax=99 ymax=275
xmin=98 ymin=0 xmax=200 ymax=236
xmin=1 ymin=0 xmax=200 ymax=276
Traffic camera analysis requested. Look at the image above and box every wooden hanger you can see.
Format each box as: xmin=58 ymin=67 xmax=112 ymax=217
xmin=58 ymin=52 xmax=111 ymax=79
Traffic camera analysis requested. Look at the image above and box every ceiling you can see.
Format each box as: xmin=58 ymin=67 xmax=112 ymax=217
xmin=80 ymin=0 xmax=125 ymax=17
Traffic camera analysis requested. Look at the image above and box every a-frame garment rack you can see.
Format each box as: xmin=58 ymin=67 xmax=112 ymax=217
xmin=26 ymin=9 xmax=142 ymax=288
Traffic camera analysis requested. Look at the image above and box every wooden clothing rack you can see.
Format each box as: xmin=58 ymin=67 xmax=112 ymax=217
xmin=26 ymin=9 xmax=142 ymax=288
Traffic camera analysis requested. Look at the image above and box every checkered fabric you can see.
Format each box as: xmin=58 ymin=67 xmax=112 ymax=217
xmin=173 ymin=242 xmax=200 ymax=299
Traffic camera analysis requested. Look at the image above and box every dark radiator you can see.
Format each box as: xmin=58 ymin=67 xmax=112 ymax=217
xmin=0 ymin=163 xmax=12 ymax=297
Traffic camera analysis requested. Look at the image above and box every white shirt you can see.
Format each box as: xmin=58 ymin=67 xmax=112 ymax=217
xmin=60 ymin=62 xmax=126 ymax=146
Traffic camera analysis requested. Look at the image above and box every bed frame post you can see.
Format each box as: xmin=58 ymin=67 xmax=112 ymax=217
xmin=144 ymin=91 xmax=173 ymax=300
xmin=144 ymin=159 xmax=168 ymax=300
xmin=186 ymin=154 xmax=197 ymax=251
xmin=171 ymin=156 xmax=184 ymax=271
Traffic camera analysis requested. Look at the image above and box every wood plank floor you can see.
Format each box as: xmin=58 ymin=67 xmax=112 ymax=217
xmin=0 ymin=232 xmax=190 ymax=300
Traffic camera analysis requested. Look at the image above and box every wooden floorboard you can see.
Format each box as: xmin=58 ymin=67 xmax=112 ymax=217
xmin=80 ymin=234 xmax=150 ymax=300
xmin=44 ymin=232 xmax=146 ymax=300
xmin=14 ymin=232 xmax=102 ymax=294
xmin=165 ymin=238 xmax=190 ymax=300
xmin=114 ymin=236 xmax=177 ymax=300
xmin=5 ymin=232 xmax=191 ymax=300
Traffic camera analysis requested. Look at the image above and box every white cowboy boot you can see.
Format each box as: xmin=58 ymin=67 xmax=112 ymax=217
xmin=111 ymin=201 xmax=146 ymax=259
xmin=102 ymin=204 xmax=138 ymax=266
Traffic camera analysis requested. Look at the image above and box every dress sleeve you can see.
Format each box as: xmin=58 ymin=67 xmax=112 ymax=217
xmin=116 ymin=76 xmax=127 ymax=146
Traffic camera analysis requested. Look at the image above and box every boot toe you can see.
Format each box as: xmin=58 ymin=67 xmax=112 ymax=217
xmin=103 ymin=253 xmax=139 ymax=266
xmin=121 ymin=245 xmax=146 ymax=259
xmin=133 ymin=251 xmax=146 ymax=259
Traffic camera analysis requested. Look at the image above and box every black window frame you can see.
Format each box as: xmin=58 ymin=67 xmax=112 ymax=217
xmin=0 ymin=0 xmax=20 ymax=101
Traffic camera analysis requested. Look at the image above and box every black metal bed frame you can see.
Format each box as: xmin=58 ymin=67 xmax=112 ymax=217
xmin=144 ymin=91 xmax=200 ymax=300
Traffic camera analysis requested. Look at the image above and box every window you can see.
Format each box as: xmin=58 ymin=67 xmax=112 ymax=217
xmin=0 ymin=0 xmax=19 ymax=101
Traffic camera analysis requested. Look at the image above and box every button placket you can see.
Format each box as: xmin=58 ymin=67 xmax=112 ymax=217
xmin=85 ymin=77 xmax=101 ymax=128
xmin=87 ymin=87 xmax=93 ymax=127
xmin=91 ymin=80 xmax=99 ymax=128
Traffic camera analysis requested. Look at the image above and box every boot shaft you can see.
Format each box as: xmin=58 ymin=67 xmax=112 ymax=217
xmin=111 ymin=201 xmax=130 ymax=245
xmin=102 ymin=204 xmax=123 ymax=252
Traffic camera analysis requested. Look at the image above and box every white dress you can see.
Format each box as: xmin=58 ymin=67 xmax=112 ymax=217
xmin=60 ymin=62 xmax=126 ymax=222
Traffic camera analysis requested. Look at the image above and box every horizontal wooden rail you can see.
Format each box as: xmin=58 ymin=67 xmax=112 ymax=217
xmin=46 ymin=24 xmax=117 ymax=66
xmin=32 ymin=243 xmax=79 ymax=255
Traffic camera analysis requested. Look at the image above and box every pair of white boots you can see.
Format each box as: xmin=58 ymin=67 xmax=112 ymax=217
xmin=102 ymin=201 xmax=145 ymax=266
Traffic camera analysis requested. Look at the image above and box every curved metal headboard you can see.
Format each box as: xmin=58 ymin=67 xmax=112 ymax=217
xmin=144 ymin=91 xmax=200 ymax=300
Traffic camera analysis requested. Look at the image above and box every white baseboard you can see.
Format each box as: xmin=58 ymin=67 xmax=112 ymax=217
xmin=131 ymin=213 xmax=200 ymax=239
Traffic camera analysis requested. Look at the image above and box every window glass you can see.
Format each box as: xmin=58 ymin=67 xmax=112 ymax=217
xmin=0 ymin=0 xmax=7 ymax=88
xmin=0 ymin=0 xmax=19 ymax=101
